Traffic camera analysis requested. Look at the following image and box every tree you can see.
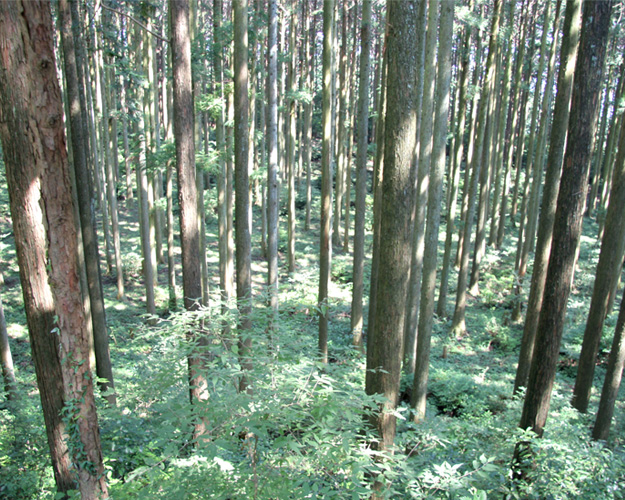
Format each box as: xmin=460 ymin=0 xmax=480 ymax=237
xmin=365 ymin=0 xmax=419 ymax=452
xmin=450 ymin=0 xmax=502 ymax=337
xmin=0 ymin=1 xmax=108 ymax=496
xmin=170 ymin=0 xmax=207 ymax=441
xmin=573 ymin=88 xmax=625 ymax=413
xmin=267 ymin=0 xmax=280 ymax=324
xmin=518 ymin=0 xmax=613 ymax=437
xmin=412 ymin=0 xmax=454 ymax=422
xmin=318 ymin=0 xmax=334 ymax=364
xmin=350 ymin=0 xmax=372 ymax=351
xmin=233 ymin=0 xmax=253 ymax=392
xmin=0 ymin=291 xmax=16 ymax=402
xmin=513 ymin=0 xmax=582 ymax=394
xmin=59 ymin=0 xmax=116 ymax=406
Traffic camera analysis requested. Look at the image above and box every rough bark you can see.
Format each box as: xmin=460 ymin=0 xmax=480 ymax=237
xmin=519 ymin=0 xmax=613 ymax=437
xmin=171 ymin=0 xmax=208 ymax=440
xmin=513 ymin=0 xmax=581 ymax=394
xmin=365 ymin=0 xmax=418 ymax=451
xmin=0 ymin=2 xmax=108 ymax=496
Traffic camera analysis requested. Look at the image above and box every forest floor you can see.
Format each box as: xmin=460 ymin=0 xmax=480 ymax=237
xmin=1 ymin=163 xmax=625 ymax=499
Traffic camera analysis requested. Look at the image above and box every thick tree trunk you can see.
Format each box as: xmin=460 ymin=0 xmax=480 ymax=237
xmin=513 ymin=0 xmax=581 ymax=394
xmin=0 ymin=2 xmax=108 ymax=496
xmin=519 ymin=0 xmax=612 ymax=437
xmin=171 ymin=0 xmax=208 ymax=441
xmin=365 ymin=0 xmax=418 ymax=453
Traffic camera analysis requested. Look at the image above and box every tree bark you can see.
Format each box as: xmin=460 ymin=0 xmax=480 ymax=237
xmin=350 ymin=0 xmax=372 ymax=351
xmin=171 ymin=0 xmax=208 ymax=441
xmin=365 ymin=0 xmax=418 ymax=452
xmin=573 ymin=92 xmax=625 ymax=413
xmin=233 ymin=0 xmax=253 ymax=393
xmin=412 ymin=0 xmax=454 ymax=421
xmin=0 ymin=2 xmax=108 ymax=496
xmin=318 ymin=0 xmax=334 ymax=364
xmin=519 ymin=0 xmax=613 ymax=437
xmin=513 ymin=0 xmax=581 ymax=394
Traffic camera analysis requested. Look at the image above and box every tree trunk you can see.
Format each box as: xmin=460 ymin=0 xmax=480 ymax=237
xmin=0 ymin=293 xmax=16 ymax=401
xmin=267 ymin=0 xmax=280 ymax=323
xmin=171 ymin=0 xmax=208 ymax=440
xmin=450 ymin=0 xmax=502 ymax=336
xmin=518 ymin=0 xmax=612 ymax=437
xmin=233 ymin=0 xmax=253 ymax=393
xmin=350 ymin=0 xmax=372 ymax=351
xmin=593 ymin=288 xmax=625 ymax=440
xmin=59 ymin=0 xmax=116 ymax=405
xmin=0 ymin=2 xmax=108 ymax=496
xmin=287 ymin=9 xmax=298 ymax=273
xmin=513 ymin=0 xmax=581 ymax=394
xmin=365 ymin=0 xmax=418 ymax=453
xmin=412 ymin=0 xmax=453 ymax=421
xmin=437 ymin=17 xmax=473 ymax=318
xmin=366 ymin=51 xmax=388 ymax=361
xmin=573 ymin=94 xmax=625 ymax=413
xmin=403 ymin=0 xmax=431 ymax=373
xmin=318 ymin=0 xmax=334 ymax=364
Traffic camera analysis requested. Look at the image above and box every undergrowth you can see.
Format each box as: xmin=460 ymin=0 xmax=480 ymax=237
xmin=1 ymin=162 xmax=625 ymax=499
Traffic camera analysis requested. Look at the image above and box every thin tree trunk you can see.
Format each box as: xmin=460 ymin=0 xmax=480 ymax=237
xmin=450 ymin=0 xmax=501 ymax=336
xmin=318 ymin=0 xmax=334 ymax=364
xmin=573 ymin=98 xmax=625 ymax=413
xmin=593 ymin=288 xmax=625 ymax=440
xmin=412 ymin=0 xmax=453 ymax=420
xmin=60 ymin=0 xmax=116 ymax=405
xmin=350 ymin=0 xmax=372 ymax=351
xmin=0 ymin=294 xmax=17 ymax=401
xmin=403 ymin=0 xmax=430 ymax=373
xmin=233 ymin=0 xmax=253 ymax=393
xmin=267 ymin=0 xmax=280 ymax=323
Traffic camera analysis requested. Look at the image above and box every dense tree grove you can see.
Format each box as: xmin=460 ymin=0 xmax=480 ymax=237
xmin=1 ymin=0 xmax=625 ymax=498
